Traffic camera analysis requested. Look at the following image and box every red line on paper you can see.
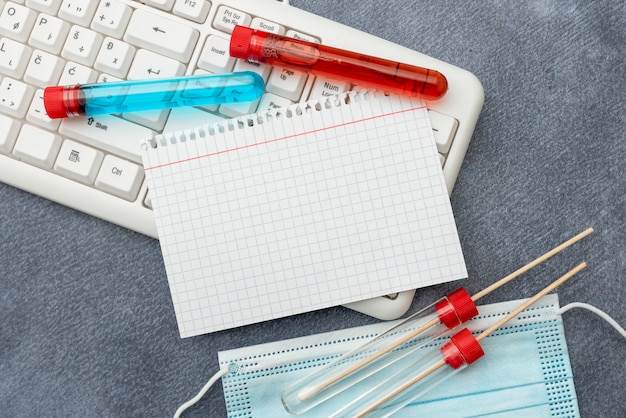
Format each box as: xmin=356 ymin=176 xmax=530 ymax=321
xmin=145 ymin=105 xmax=426 ymax=171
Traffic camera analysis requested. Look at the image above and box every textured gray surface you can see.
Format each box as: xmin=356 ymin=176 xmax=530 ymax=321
xmin=1 ymin=1 xmax=624 ymax=417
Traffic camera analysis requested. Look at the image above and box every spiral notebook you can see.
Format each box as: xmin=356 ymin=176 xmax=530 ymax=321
xmin=140 ymin=91 xmax=467 ymax=337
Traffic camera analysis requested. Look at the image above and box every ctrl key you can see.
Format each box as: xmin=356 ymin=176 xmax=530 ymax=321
xmin=95 ymin=155 xmax=144 ymax=201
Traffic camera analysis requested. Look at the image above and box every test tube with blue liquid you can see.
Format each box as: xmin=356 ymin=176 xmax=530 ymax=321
xmin=43 ymin=71 xmax=264 ymax=119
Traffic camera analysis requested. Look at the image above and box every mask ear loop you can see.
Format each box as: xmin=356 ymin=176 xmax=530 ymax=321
xmin=173 ymin=366 xmax=230 ymax=418
xmin=557 ymin=302 xmax=626 ymax=339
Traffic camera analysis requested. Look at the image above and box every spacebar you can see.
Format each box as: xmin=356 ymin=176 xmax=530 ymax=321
xmin=59 ymin=115 xmax=154 ymax=163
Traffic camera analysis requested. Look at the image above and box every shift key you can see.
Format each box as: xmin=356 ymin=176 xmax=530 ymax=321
xmin=59 ymin=115 xmax=154 ymax=163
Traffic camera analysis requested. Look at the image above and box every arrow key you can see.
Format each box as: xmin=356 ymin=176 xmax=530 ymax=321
xmin=124 ymin=9 xmax=198 ymax=62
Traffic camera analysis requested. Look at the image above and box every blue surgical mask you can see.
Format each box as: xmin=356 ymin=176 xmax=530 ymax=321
xmin=218 ymin=293 xmax=580 ymax=417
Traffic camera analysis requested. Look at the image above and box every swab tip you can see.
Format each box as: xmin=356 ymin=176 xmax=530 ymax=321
xmin=297 ymin=385 xmax=320 ymax=402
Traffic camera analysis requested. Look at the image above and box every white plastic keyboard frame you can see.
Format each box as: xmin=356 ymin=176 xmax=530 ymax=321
xmin=0 ymin=0 xmax=484 ymax=320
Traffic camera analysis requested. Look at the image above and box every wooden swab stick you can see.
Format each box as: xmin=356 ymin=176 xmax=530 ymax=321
xmin=475 ymin=261 xmax=587 ymax=342
xmin=471 ymin=228 xmax=593 ymax=301
xmin=297 ymin=228 xmax=593 ymax=401
xmin=354 ymin=262 xmax=587 ymax=418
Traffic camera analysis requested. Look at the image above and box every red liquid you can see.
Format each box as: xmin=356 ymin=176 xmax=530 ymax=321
xmin=230 ymin=26 xmax=448 ymax=101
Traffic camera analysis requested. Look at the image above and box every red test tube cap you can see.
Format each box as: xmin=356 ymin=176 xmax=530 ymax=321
xmin=435 ymin=288 xmax=479 ymax=329
xmin=43 ymin=86 xmax=70 ymax=119
xmin=230 ymin=25 xmax=254 ymax=60
xmin=441 ymin=328 xmax=484 ymax=369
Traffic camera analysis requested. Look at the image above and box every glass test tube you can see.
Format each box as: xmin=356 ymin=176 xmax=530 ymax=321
xmin=336 ymin=328 xmax=484 ymax=418
xmin=341 ymin=262 xmax=587 ymax=417
xmin=281 ymin=288 xmax=477 ymax=415
xmin=43 ymin=71 xmax=264 ymax=119
xmin=230 ymin=26 xmax=448 ymax=101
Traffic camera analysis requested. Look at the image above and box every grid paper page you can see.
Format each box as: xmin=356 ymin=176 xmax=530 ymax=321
xmin=140 ymin=91 xmax=466 ymax=337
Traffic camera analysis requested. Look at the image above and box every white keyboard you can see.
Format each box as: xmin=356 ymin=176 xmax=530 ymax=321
xmin=0 ymin=0 xmax=484 ymax=320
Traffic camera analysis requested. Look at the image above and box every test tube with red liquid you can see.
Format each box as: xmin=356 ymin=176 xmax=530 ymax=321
xmin=229 ymin=26 xmax=448 ymax=101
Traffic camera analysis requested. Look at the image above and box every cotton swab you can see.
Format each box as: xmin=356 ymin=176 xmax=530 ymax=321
xmin=281 ymin=228 xmax=593 ymax=414
xmin=352 ymin=262 xmax=587 ymax=418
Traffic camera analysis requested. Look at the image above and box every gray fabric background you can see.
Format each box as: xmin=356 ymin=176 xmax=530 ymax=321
xmin=1 ymin=1 xmax=624 ymax=417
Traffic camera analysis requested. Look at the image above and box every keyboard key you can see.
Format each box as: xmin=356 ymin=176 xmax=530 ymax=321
xmin=94 ymin=37 xmax=135 ymax=78
xmin=122 ymin=106 xmax=171 ymax=132
xmin=216 ymin=59 xmax=271 ymax=116
xmin=141 ymin=0 xmax=174 ymax=11
xmin=0 ymin=2 xmax=37 ymax=42
xmin=285 ymin=29 xmax=320 ymax=44
xmin=124 ymin=8 xmax=198 ymax=62
xmin=308 ymin=77 xmax=350 ymax=99
xmin=0 ymin=113 xmax=20 ymax=153
xmin=28 ymin=13 xmax=70 ymax=54
xmin=95 ymin=154 xmax=144 ymax=201
xmin=25 ymin=0 xmax=62 ymax=15
xmin=58 ymin=60 xmax=98 ymax=84
xmin=58 ymin=0 xmax=98 ymax=26
xmin=212 ymin=6 xmax=251 ymax=34
xmin=218 ymin=60 xmax=268 ymax=117
xmin=143 ymin=191 xmax=152 ymax=209
xmin=24 ymin=49 xmax=64 ymax=88
xmin=59 ymin=114 xmax=153 ymax=162
xmin=428 ymin=110 xmax=459 ymax=154
xmin=96 ymin=72 xmax=122 ymax=83
xmin=54 ymin=139 xmax=103 ymax=184
xmin=90 ymin=0 xmax=132 ymax=38
xmin=257 ymin=92 xmax=293 ymax=112
xmin=0 ymin=77 xmax=34 ymax=118
xmin=163 ymin=106 xmax=225 ymax=134
xmin=173 ymin=0 xmax=211 ymax=24
xmin=250 ymin=17 xmax=285 ymax=35
xmin=124 ymin=49 xmax=185 ymax=130
xmin=13 ymin=123 xmax=62 ymax=168
xmin=0 ymin=36 xmax=31 ymax=77
xmin=127 ymin=48 xmax=185 ymax=80
xmin=197 ymin=35 xmax=235 ymax=74
xmin=219 ymin=96 xmax=259 ymax=118
xmin=232 ymin=58 xmax=271 ymax=82
xmin=191 ymin=68 xmax=219 ymax=111
xmin=62 ymin=25 xmax=103 ymax=66
xmin=266 ymin=66 xmax=308 ymax=102
xmin=26 ymin=89 xmax=60 ymax=130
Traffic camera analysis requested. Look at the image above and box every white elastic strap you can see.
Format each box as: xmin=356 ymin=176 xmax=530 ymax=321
xmin=174 ymin=366 xmax=230 ymax=418
xmin=557 ymin=302 xmax=626 ymax=339
xmin=174 ymin=302 xmax=624 ymax=416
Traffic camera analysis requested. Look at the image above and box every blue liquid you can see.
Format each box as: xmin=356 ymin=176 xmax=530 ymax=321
xmin=79 ymin=71 xmax=264 ymax=116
